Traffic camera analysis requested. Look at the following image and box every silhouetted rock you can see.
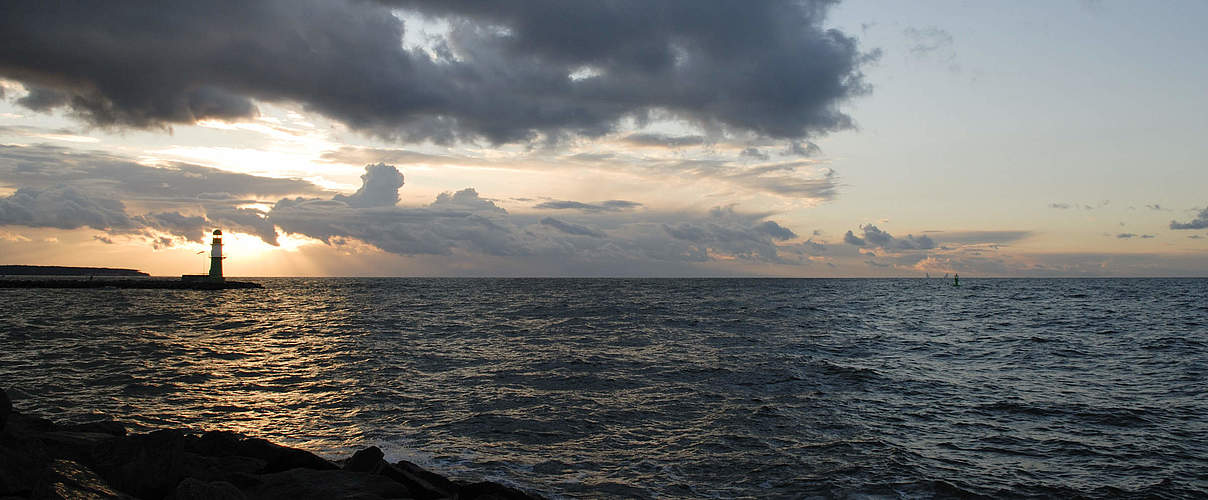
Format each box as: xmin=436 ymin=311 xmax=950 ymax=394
xmin=386 ymin=460 xmax=458 ymax=500
xmin=92 ymin=429 xmax=189 ymax=499
xmin=344 ymin=445 xmax=386 ymax=472
xmin=61 ymin=419 xmax=127 ymax=437
xmin=458 ymin=480 xmax=544 ymax=500
xmin=0 ymin=404 xmax=548 ymax=500
xmin=0 ymin=389 xmax=10 ymax=431
xmin=248 ymin=468 xmax=413 ymax=500
xmin=33 ymin=459 xmax=135 ymax=499
xmin=37 ymin=430 xmax=119 ymax=465
xmin=171 ymin=477 xmax=247 ymax=500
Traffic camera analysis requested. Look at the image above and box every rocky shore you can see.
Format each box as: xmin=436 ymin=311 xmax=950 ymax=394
xmin=0 ymin=389 xmax=545 ymax=500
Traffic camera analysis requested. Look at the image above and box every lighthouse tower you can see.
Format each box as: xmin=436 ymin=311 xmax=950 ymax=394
xmin=208 ymin=229 xmax=224 ymax=281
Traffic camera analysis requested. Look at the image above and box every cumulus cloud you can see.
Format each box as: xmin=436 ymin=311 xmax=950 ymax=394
xmin=1170 ymin=207 xmax=1208 ymax=230
xmin=0 ymin=186 xmax=136 ymax=231
xmin=0 ymin=1 xmax=872 ymax=143
xmin=265 ymin=163 xmax=805 ymax=265
xmin=333 ymin=163 xmax=405 ymax=208
xmin=842 ymin=224 xmax=935 ymax=250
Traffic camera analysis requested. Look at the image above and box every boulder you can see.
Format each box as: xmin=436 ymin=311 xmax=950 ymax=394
xmin=180 ymin=452 xmax=268 ymax=484
xmin=33 ymin=459 xmax=134 ymax=500
xmin=383 ymin=461 xmax=458 ymax=500
xmin=344 ymin=446 xmax=385 ymax=473
xmin=0 ymin=389 xmax=10 ymax=431
xmin=91 ymin=428 xmax=189 ymax=499
xmin=246 ymin=468 xmax=412 ymax=500
xmin=458 ymin=481 xmax=544 ymax=500
xmin=187 ymin=431 xmax=337 ymax=474
xmin=37 ymin=431 xmax=119 ymax=465
xmin=60 ymin=420 xmax=127 ymax=437
xmin=171 ymin=477 xmax=247 ymax=500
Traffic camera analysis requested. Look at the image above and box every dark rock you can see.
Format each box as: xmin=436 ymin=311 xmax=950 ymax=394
xmin=171 ymin=477 xmax=247 ymax=500
xmin=344 ymin=446 xmax=385 ymax=472
xmin=3 ymin=411 xmax=56 ymax=434
xmin=38 ymin=431 xmax=119 ymax=465
xmin=60 ymin=420 xmax=127 ymax=437
xmin=0 ymin=389 xmax=10 ymax=431
xmin=33 ymin=459 xmax=135 ymax=499
xmin=247 ymin=468 xmax=412 ymax=500
xmin=188 ymin=430 xmax=245 ymax=457
xmin=180 ymin=452 xmax=268 ymax=484
xmin=92 ymin=428 xmax=189 ymax=499
xmin=458 ymin=481 xmax=544 ymax=500
xmin=385 ymin=461 xmax=457 ymax=500
xmin=188 ymin=431 xmax=337 ymax=474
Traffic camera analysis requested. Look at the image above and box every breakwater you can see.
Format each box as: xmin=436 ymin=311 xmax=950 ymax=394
xmin=0 ymin=278 xmax=261 ymax=290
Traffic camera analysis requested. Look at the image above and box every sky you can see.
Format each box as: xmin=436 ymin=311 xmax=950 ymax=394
xmin=1 ymin=0 xmax=1206 ymax=277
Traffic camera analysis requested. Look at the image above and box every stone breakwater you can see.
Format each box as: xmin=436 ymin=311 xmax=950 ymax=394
xmin=0 ymin=389 xmax=545 ymax=500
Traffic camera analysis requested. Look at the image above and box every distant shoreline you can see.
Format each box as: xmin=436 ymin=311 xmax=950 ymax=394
xmin=0 ymin=265 xmax=148 ymax=277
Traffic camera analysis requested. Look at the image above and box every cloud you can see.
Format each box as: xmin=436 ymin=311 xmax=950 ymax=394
xmin=0 ymin=143 xmax=334 ymax=246
xmin=268 ymin=164 xmax=805 ymax=266
xmin=1049 ymin=203 xmax=1071 ymax=209
xmin=1170 ymin=207 xmax=1208 ymax=230
xmin=206 ymin=207 xmax=278 ymax=245
xmin=0 ymin=186 xmax=136 ymax=231
xmin=534 ymin=200 xmax=643 ymax=212
xmin=540 ymin=217 xmax=605 ymax=238
xmin=0 ymin=143 xmax=326 ymax=200
xmin=843 ymin=230 xmax=865 ymax=246
xmin=621 ymin=133 xmax=706 ymax=148
xmin=740 ymin=148 xmax=769 ymax=161
xmin=0 ymin=1 xmax=872 ymax=143
xmin=843 ymin=224 xmax=935 ymax=250
xmin=332 ymin=163 xmax=405 ymax=208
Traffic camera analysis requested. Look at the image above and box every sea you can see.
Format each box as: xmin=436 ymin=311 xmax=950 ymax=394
xmin=1 ymin=278 xmax=1205 ymax=498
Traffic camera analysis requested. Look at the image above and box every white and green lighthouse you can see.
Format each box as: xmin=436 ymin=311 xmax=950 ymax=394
xmin=208 ymin=229 xmax=224 ymax=279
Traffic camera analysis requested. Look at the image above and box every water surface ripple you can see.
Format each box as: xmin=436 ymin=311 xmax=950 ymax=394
xmin=2 ymin=278 xmax=1205 ymax=498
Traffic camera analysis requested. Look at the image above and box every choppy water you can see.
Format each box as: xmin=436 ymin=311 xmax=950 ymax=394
xmin=2 ymin=278 xmax=1206 ymax=498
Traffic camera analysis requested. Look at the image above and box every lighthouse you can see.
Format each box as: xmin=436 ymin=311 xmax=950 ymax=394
xmin=209 ymin=229 xmax=224 ymax=280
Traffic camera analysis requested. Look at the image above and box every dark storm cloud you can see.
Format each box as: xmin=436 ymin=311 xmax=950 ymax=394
xmin=843 ymin=224 xmax=935 ymax=250
xmin=534 ymin=200 xmax=643 ymax=213
xmin=0 ymin=0 xmax=872 ymax=143
xmin=1170 ymin=207 xmax=1208 ymax=230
